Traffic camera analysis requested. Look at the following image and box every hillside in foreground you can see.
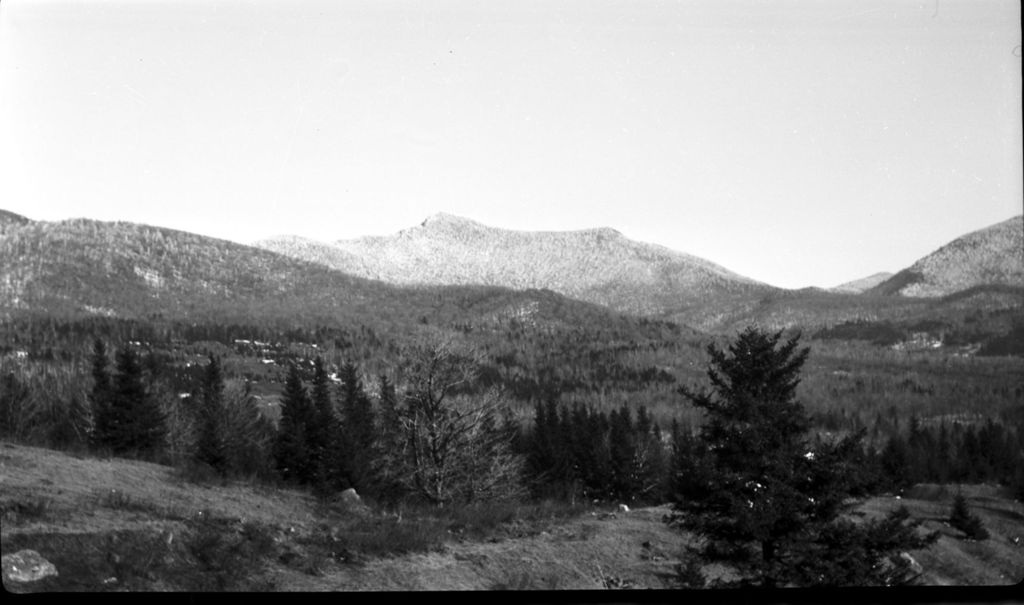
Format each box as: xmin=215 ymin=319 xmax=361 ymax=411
xmin=2 ymin=442 xmax=1021 ymax=591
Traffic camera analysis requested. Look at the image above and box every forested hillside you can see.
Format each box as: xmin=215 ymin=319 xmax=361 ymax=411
xmin=870 ymin=216 xmax=1023 ymax=297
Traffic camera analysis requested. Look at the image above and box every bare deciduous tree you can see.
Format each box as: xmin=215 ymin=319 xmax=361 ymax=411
xmin=380 ymin=335 xmax=524 ymax=506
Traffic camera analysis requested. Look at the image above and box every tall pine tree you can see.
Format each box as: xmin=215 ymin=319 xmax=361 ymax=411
xmin=338 ymin=360 xmax=375 ymax=492
xmin=274 ymin=362 xmax=316 ymax=484
xmin=309 ymin=356 xmax=340 ymax=490
xmin=89 ymin=339 xmax=114 ymax=450
xmin=100 ymin=345 xmax=165 ymax=458
xmin=670 ymin=327 xmax=936 ymax=587
xmin=373 ymin=373 xmax=406 ymax=502
xmin=194 ymin=354 xmax=228 ymax=473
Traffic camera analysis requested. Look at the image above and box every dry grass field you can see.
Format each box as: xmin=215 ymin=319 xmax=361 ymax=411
xmin=2 ymin=441 xmax=1022 ymax=592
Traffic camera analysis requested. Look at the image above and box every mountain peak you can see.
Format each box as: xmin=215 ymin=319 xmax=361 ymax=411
xmin=420 ymin=212 xmax=481 ymax=229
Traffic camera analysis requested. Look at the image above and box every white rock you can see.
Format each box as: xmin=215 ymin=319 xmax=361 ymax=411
xmin=2 ymin=550 xmax=58 ymax=584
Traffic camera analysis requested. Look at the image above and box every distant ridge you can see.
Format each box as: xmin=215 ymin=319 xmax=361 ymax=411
xmin=4 ymin=209 xmax=1019 ymax=336
xmin=869 ymin=216 xmax=1023 ymax=297
xmin=831 ymin=272 xmax=895 ymax=294
xmin=256 ymin=213 xmax=780 ymax=318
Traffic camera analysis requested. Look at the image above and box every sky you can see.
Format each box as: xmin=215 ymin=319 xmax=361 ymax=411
xmin=0 ymin=0 xmax=1020 ymax=289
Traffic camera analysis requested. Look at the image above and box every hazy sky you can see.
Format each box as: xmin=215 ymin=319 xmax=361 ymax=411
xmin=1 ymin=0 xmax=1020 ymax=289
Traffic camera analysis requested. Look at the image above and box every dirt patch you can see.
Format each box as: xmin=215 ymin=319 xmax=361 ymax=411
xmin=265 ymin=506 xmax=701 ymax=591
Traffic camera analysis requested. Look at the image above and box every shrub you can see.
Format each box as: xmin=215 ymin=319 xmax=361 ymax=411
xmin=1 ymin=496 xmax=54 ymax=523
xmin=949 ymin=493 xmax=989 ymax=540
xmin=185 ymin=517 xmax=277 ymax=590
xmin=676 ymin=558 xmax=707 ymax=588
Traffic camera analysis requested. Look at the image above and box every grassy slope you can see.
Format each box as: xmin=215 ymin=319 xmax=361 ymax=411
xmin=2 ymin=442 xmax=1022 ymax=591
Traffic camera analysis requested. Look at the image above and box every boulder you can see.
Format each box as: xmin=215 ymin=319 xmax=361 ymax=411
xmin=618 ymin=504 xmax=630 ymax=513
xmin=2 ymin=550 xmax=58 ymax=585
xmin=340 ymin=488 xmax=361 ymax=505
xmin=338 ymin=488 xmax=369 ymax=513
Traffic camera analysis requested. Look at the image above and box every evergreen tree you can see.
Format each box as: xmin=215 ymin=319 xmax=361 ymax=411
xmin=0 ymin=370 xmax=36 ymax=442
xmin=949 ymin=493 xmax=989 ymax=540
xmin=373 ymin=373 xmax=405 ymax=502
xmin=632 ymin=405 xmax=667 ymax=503
xmin=580 ymin=405 xmax=613 ymax=499
xmin=47 ymin=392 xmax=91 ymax=451
xmin=104 ymin=345 xmax=165 ymax=457
xmin=526 ymin=398 xmax=573 ymax=498
xmin=338 ymin=360 xmax=376 ymax=492
xmin=194 ymin=354 xmax=228 ymax=473
xmin=905 ymin=416 xmax=931 ymax=484
xmin=1012 ymin=465 xmax=1024 ymax=503
xmin=933 ymin=422 xmax=952 ymax=484
xmin=958 ymin=427 xmax=984 ymax=482
xmin=525 ymin=399 xmax=551 ymax=492
xmin=608 ymin=404 xmax=636 ymax=500
xmin=787 ymin=505 xmax=936 ymax=586
xmin=309 ymin=356 xmax=340 ymax=490
xmin=221 ymin=381 xmax=277 ymax=480
xmin=669 ymin=327 xmax=936 ymax=587
xmin=880 ymin=432 xmax=912 ymax=491
xmin=669 ymin=418 xmax=700 ymax=498
xmin=274 ymin=362 xmax=316 ymax=484
xmin=89 ymin=339 xmax=114 ymax=449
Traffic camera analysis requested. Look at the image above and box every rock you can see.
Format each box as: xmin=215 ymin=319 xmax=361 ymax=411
xmin=338 ymin=488 xmax=369 ymax=513
xmin=899 ymin=552 xmax=923 ymax=575
xmin=2 ymin=550 xmax=58 ymax=585
xmin=618 ymin=504 xmax=629 ymax=513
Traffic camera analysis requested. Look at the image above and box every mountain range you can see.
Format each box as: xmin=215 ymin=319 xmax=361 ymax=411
xmin=0 ymin=214 xmax=665 ymax=342
xmin=256 ymin=213 xmax=1022 ymax=331
xmin=1 ymin=209 xmax=1020 ymax=335
xmin=255 ymin=212 xmax=780 ymax=319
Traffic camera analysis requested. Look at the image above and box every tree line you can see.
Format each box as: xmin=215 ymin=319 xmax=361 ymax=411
xmin=78 ymin=334 xmax=525 ymax=507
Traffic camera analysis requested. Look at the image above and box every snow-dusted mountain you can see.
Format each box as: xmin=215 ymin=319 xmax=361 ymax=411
xmin=870 ymin=216 xmax=1023 ymax=297
xmin=256 ymin=213 xmax=780 ymax=318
